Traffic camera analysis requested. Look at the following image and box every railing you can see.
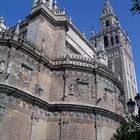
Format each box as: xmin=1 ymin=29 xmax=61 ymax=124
xmin=0 ymin=32 xmax=41 ymax=54
xmin=51 ymin=54 xmax=95 ymax=68
xmin=51 ymin=8 xmax=65 ymax=16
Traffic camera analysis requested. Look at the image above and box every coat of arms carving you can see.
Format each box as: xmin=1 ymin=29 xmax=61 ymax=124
xmin=18 ymin=63 xmax=33 ymax=85
xmin=69 ymin=78 xmax=95 ymax=101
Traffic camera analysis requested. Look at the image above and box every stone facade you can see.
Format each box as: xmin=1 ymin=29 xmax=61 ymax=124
xmin=91 ymin=0 xmax=138 ymax=101
xmin=0 ymin=0 xmax=137 ymax=140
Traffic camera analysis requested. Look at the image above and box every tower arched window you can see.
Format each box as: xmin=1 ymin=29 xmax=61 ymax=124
xmin=104 ymin=36 xmax=108 ymax=48
xmin=105 ymin=20 xmax=110 ymax=27
xmin=115 ymin=35 xmax=119 ymax=44
xmin=111 ymin=36 xmax=114 ymax=46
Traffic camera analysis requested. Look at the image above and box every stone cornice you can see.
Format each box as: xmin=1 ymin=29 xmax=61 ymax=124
xmin=0 ymin=32 xmax=124 ymax=94
xmin=0 ymin=84 xmax=125 ymax=123
xmin=27 ymin=3 xmax=69 ymax=31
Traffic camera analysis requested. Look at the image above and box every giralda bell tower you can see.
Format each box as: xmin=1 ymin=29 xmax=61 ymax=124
xmin=91 ymin=0 xmax=138 ymax=102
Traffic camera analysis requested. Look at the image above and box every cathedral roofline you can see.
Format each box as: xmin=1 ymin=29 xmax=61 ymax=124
xmin=0 ymin=31 xmax=124 ymax=93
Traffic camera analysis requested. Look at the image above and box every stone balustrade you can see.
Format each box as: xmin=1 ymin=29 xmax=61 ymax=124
xmin=0 ymin=32 xmax=41 ymax=53
xmin=0 ymin=31 xmax=122 ymax=85
xmin=51 ymin=7 xmax=65 ymax=16
xmin=51 ymin=54 xmax=95 ymax=68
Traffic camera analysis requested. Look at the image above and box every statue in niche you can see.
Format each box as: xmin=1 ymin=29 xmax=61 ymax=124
xmin=69 ymin=83 xmax=76 ymax=95
xmin=0 ymin=60 xmax=5 ymax=74
xmin=88 ymin=84 xmax=95 ymax=98
xmin=5 ymin=61 xmax=12 ymax=79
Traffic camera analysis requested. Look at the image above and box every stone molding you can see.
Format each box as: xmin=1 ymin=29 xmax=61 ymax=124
xmin=0 ymin=84 xmax=124 ymax=123
xmin=0 ymin=32 xmax=124 ymax=94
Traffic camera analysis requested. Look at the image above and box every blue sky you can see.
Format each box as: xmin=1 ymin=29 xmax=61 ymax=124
xmin=0 ymin=0 xmax=140 ymax=92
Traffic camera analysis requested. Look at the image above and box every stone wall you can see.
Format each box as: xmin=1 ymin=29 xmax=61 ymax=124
xmin=0 ymin=90 xmax=123 ymax=140
xmin=0 ymin=1 xmax=126 ymax=139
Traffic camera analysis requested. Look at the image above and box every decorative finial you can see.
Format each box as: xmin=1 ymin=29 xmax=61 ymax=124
xmin=18 ymin=19 xmax=21 ymax=24
xmin=90 ymin=25 xmax=95 ymax=38
xmin=0 ymin=15 xmax=4 ymax=23
xmin=14 ymin=20 xmax=20 ymax=35
xmin=69 ymin=16 xmax=72 ymax=24
xmin=54 ymin=0 xmax=57 ymax=5
xmin=91 ymin=27 xmax=95 ymax=37
xmin=53 ymin=0 xmax=57 ymax=9
xmin=63 ymin=8 xmax=66 ymax=14
xmin=82 ymin=31 xmax=86 ymax=38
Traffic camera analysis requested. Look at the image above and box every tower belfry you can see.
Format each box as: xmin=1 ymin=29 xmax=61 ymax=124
xmin=33 ymin=0 xmax=53 ymax=9
xmin=91 ymin=0 xmax=138 ymax=101
xmin=102 ymin=0 xmax=114 ymax=15
xmin=100 ymin=0 xmax=119 ymax=31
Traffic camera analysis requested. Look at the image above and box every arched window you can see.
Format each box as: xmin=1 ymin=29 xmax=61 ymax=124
xmin=104 ymin=36 xmax=108 ymax=47
xmin=111 ymin=36 xmax=114 ymax=46
xmin=115 ymin=35 xmax=119 ymax=44
xmin=105 ymin=20 xmax=110 ymax=27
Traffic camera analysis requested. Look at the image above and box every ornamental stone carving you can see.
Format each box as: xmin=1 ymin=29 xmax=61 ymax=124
xmin=18 ymin=63 xmax=33 ymax=86
xmin=5 ymin=61 xmax=13 ymax=79
xmin=35 ymin=83 xmax=44 ymax=96
xmin=68 ymin=78 xmax=95 ymax=101
xmin=69 ymin=83 xmax=76 ymax=96
xmin=102 ymin=88 xmax=114 ymax=108
xmin=0 ymin=105 xmax=6 ymax=116
xmin=0 ymin=60 xmax=5 ymax=74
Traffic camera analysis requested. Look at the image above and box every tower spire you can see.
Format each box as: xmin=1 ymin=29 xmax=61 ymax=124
xmin=100 ymin=0 xmax=119 ymax=30
xmin=14 ymin=20 xmax=20 ymax=36
xmin=102 ymin=0 xmax=115 ymax=17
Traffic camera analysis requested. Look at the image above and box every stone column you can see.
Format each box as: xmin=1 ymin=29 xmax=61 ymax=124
xmin=113 ymin=34 xmax=116 ymax=46
xmin=96 ymin=124 xmax=103 ymax=140
xmin=108 ymin=34 xmax=111 ymax=47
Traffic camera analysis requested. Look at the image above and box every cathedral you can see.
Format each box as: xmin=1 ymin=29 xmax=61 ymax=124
xmin=0 ymin=0 xmax=138 ymax=140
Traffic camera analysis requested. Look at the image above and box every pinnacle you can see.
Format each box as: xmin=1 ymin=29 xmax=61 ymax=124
xmin=0 ymin=16 xmax=4 ymax=23
xmin=104 ymin=0 xmax=112 ymax=9
xmin=14 ymin=20 xmax=20 ymax=35
xmin=102 ymin=0 xmax=115 ymax=17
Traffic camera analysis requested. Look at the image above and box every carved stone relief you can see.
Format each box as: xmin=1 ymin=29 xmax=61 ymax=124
xmin=0 ymin=60 xmax=5 ymax=74
xmin=0 ymin=59 xmax=13 ymax=80
xmin=5 ymin=61 xmax=12 ymax=79
xmin=0 ymin=104 xmax=6 ymax=124
xmin=116 ymin=95 xmax=124 ymax=115
xmin=102 ymin=88 xmax=114 ymax=109
xmin=0 ymin=105 xmax=6 ymax=116
xmin=68 ymin=78 xmax=95 ymax=101
xmin=18 ymin=63 xmax=33 ymax=86
xmin=35 ymin=83 xmax=44 ymax=96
